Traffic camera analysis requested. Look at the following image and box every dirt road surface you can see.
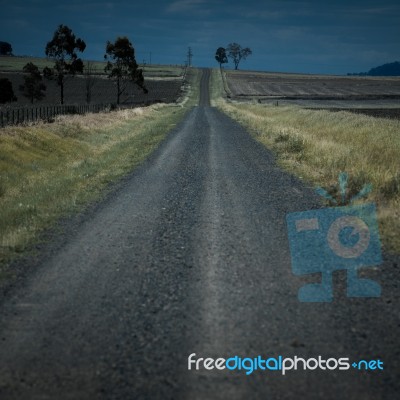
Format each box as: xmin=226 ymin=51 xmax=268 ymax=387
xmin=0 ymin=69 xmax=399 ymax=399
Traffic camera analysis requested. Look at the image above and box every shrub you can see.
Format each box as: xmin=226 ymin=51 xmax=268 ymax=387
xmin=0 ymin=78 xmax=17 ymax=103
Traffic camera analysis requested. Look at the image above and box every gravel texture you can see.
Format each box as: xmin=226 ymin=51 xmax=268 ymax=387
xmin=0 ymin=69 xmax=399 ymax=399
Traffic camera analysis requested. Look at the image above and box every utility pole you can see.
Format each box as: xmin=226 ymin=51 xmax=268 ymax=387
xmin=187 ymin=47 xmax=193 ymax=67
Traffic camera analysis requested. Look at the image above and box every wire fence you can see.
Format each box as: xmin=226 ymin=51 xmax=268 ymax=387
xmin=0 ymin=103 xmax=116 ymax=128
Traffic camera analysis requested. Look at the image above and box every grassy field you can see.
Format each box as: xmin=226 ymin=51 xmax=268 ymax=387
xmin=0 ymin=55 xmax=184 ymax=77
xmin=212 ymin=68 xmax=400 ymax=253
xmin=0 ymin=68 xmax=200 ymax=270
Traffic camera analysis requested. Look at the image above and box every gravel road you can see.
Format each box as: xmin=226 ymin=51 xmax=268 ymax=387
xmin=0 ymin=69 xmax=399 ymax=399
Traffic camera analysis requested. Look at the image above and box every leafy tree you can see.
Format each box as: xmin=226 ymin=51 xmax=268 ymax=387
xmin=45 ymin=24 xmax=86 ymax=104
xmin=0 ymin=78 xmax=17 ymax=103
xmin=104 ymin=36 xmax=147 ymax=105
xmin=226 ymin=43 xmax=252 ymax=70
xmin=19 ymin=62 xmax=46 ymax=103
xmin=215 ymin=47 xmax=228 ymax=69
xmin=0 ymin=41 xmax=12 ymax=55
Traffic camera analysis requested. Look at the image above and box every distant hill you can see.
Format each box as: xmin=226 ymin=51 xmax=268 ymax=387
xmin=348 ymin=61 xmax=400 ymax=76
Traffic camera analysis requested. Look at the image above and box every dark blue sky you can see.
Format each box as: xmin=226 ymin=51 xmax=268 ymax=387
xmin=1 ymin=0 xmax=399 ymax=74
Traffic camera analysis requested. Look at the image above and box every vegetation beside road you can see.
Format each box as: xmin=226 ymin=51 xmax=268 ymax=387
xmin=0 ymin=69 xmax=199 ymax=269
xmin=212 ymin=69 xmax=400 ymax=253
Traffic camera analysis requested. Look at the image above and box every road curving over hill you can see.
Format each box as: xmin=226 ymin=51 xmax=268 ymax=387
xmin=0 ymin=69 xmax=399 ymax=399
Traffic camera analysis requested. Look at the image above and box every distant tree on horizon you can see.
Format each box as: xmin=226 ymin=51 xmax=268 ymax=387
xmin=0 ymin=78 xmax=17 ymax=103
xmin=226 ymin=43 xmax=252 ymax=70
xmin=0 ymin=41 xmax=13 ymax=56
xmin=19 ymin=62 xmax=46 ymax=103
xmin=45 ymin=24 xmax=86 ymax=104
xmin=215 ymin=47 xmax=228 ymax=69
xmin=104 ymin=36 xmax=147 ymax=105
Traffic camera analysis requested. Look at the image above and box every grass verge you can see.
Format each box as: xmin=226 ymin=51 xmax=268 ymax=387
xmin=211 ymin=69 xmax=400 ymax=253
xmin=0 ymin=68 xmax=200 ymax=270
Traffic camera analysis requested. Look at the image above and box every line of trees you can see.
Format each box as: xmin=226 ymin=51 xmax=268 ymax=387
xmin=0 ymin=25 xmax=147 ymax=105
xmin=215 ymin=43 xmax=252 ymax=70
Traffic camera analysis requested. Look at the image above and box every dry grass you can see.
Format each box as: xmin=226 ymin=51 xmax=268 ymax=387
xmin=0 ymin=68 xmax=200 ymax=269
xmin=211 ymin=70 xmax=400 ymax=253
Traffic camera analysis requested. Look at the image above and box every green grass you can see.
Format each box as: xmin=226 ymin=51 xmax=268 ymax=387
xmin=211 ymin=69 xmax=400 ymax=253
xmin=0 ymin=68 xmax=200 ymax=269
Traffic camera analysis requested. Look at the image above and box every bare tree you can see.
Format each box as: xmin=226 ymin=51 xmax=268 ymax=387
xmin=226 ymin=43 xmax=252 ymax=70
xmin=84 ymin=61 xmax=97 ymax=104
